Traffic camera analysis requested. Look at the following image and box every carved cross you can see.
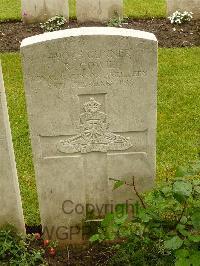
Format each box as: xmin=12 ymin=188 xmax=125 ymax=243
xmin=40 ymin=97 xmax=147 ymax=221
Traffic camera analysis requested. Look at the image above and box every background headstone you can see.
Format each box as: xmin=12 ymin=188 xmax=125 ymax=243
xmin=0 ymin=63 xmax=25 ymax=233
xmin=21 ymin=27 xmax=157 ymax=243
xmin=76 ymin=0 xmax=123 ymax=23
xmin=167 ymin=0 xmax=200 ymax=19
xmin=22 ymin=0 xmax=69 ymax=24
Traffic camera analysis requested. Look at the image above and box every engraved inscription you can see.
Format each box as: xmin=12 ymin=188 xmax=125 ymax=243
xmin=57 ymin=98 xmax=133 ymax=154
xmin=39 ymin=48 xmax=147 ymax=90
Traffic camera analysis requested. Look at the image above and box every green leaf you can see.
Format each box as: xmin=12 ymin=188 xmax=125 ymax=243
xmin=175 ymin=249 xmax=190 ymax=266
xmin=118 ymin=225 xmax=131 ymax=237
xmin=188 ymin=235 xmax=200 ymax=242
xmin=89 ymin=234 xmax=100 ymax=242
xmin=180 ymin=216 xmax=187 ymax=224
xmin=175 ymin=166 xmax=190 ymax=177
xmin=137 ymin=208 xmax=151 ymax=223
xmin=176 ymin=224 xmax=189 ymax=237
xmin=113 ymin=180 xmax=124 ymax=190
xmin=164 ymin=236 xmax=183 ymax=250
xmin=190 ymin=251 xmax=200 ymax=264
xmin=161 ymin=186 xmax=172 ymax=197
xmin=107 ymin=229 xmax=117 ymax=241
xmin=193 ymin=180 xmax=200 ymax=186
xmin=191 ymin=211 xmax=200 ymax=230
xmin=175 ymin=258 xmax=190 ymax=266
xmin=183 ymin=239 xmax=191 ymax=247
xmin=114 ymin=213 xmax=128 ymax=225
xmin=175 ymin=162 xmax=200 ymax=177
xmin=190 ymin=161 xmax=200 ymax=175
xmin=175 ymin=249 xmax=189 ymax=258
xmin=179 ymin=229 xmax=189 ymax=237
xmin=173 ymin=180 xmax=193 ymax=201
xmin=101 ymin=213 xmax=114 ymax=227
xmin=176 ymin=224 xmax=185 ymax=230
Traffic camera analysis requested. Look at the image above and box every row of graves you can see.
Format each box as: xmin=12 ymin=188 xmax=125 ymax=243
xmin=22 ymin=0 xmax=200 ymax=24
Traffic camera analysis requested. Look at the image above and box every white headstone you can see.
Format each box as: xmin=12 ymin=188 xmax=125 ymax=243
xmin=22 ymin=0 xmax=69 ymax=24
xmin=167 ymin=0 xmax=200 ymax=19
xmin=76 ymin=0 xmax=123 ymax=23
xmin=0 ymin=63 xmax=25 ymax=233
xmin=21 ymin=27 xmax=157 ymax=243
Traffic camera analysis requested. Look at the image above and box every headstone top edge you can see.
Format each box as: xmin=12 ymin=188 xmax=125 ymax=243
xmin=20 ymin=27 xmax=157 ymax=49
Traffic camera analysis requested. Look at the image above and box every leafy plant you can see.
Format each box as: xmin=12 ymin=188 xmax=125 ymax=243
xmin=168 ymin=11 xmax=193 ymax=24
xmin=43 ymin=238 xmax=58 ymax=257
xmin=107 ymin=17 xmax=128 ymax=27
xmin=40 ymin=15 xmax=67 ymax=32
xmin=90 ymin=160 xmax=200 ymax=265
xmin=0 ymin=225 xmax=46 ymax=265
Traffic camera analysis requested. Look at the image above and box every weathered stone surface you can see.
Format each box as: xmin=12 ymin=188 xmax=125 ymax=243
xmin=21 ymin=27 xmax=157 ymax=243
xmin=167 ymin=0 xmax=200 ymax=19
xmin=0 ymin=63 xmax=25 ymax=233
xmin=76 ymin=0 xmax=123 ymax=23
xmin=22 ymin=0 xmax=69 ymax=24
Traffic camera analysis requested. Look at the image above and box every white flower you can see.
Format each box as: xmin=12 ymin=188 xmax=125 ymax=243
xmin=168 ymin=10 xmax=193 ymax=25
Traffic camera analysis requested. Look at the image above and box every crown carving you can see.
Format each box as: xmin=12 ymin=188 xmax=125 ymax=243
xmin=83 ymin=98 xmax=101 ymax=113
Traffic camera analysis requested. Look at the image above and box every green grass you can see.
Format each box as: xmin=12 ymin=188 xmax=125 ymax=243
xmin=0 ymin=48 xmax=199 ymax=225
xmin=124 ymin=0 xmax=166 ymax=18
xmin=69 ymin=0 xmax=76 ymax=19
xmin=0 ymin=0 xmax=166 ymax=21
xmin=0 ymin=54 xmax=39 ymax=225
xmin=0 ymin=0 xmax=21 ymax=21
xmin=157 ymin=48 xmax=200 ymax=180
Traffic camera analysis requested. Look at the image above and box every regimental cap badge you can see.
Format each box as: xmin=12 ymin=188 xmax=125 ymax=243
xmin=57 ymin=97 xmax=133 ymax=154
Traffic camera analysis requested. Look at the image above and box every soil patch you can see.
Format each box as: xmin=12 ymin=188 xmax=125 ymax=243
xmin=0 ymin=18 xmax=199 ymax=52
xmin=26 ymin=225 xmax=115 ymax=265
xmin=45 ymin=244 xmax=114 ymax=266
